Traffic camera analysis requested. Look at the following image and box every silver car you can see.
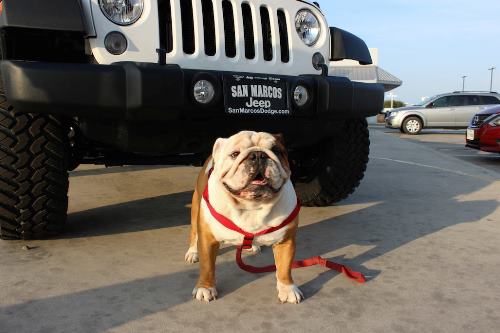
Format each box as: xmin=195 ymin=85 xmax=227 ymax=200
xmin=385 ymin=92 xmax=500 ymax=134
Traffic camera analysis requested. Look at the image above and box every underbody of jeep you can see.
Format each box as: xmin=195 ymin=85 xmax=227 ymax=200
xmin=0 ymin=0 xmax=384 ymax=239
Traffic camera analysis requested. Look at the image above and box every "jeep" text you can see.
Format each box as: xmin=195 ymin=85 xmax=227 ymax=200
xmin=245 ymin=97 xmax=271 ymax=108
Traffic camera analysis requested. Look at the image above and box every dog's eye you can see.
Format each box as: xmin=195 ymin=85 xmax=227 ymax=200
xmin=230 ymin=151 xmax=240 ymax=159
xmin=272 ymin=146 xmax=282 ymax=156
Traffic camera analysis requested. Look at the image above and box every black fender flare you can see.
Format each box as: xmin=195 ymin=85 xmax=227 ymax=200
xmin=0 ymin=0 xmax=84 ymax=32
xmin=330 ymin=27 xmax=373 ymax=65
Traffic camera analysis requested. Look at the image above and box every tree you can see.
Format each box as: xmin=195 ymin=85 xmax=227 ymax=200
xmin=384 ymin=100 xmax=406 ymax=108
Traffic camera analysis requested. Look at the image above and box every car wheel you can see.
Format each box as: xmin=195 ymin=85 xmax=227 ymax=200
xmin=402 ymin=117 xmax=423 ymax=135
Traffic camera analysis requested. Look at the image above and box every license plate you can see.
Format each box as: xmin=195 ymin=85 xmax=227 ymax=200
xmin=467 ymin=129 xmax=476 ymax=141
xmin=223 ymin=75 xmax=290 ymax=116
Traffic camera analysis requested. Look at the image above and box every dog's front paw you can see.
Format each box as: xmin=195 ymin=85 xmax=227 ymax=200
xmin=192 ymin=287 xmax=218 ymax=302
xmin=277 ymin=282 xmax=304 ymax=304
xmin=184 ymin=247 xmax=199 ymax=264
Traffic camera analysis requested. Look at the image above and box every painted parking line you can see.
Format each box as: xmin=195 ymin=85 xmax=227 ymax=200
xmin=372 ymin=156 xmax=493 ymax=180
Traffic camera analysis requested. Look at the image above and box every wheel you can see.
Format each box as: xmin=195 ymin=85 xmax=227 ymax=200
xmin=293 ymin=119 xmax=370 ymax=207
xmin=402 ymin=116 xmax=423 ymax=135
xmin=0 ymin=93 xmax=69 ymax=240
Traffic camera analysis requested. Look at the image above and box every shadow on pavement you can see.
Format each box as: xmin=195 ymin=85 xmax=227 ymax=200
xmin=65 ymin=191 xmax=193 ymax=238
xmin=0 ymin=158 xmax=498 ymax=332
xmin=69 ymin=165 xmax=175 ymax=178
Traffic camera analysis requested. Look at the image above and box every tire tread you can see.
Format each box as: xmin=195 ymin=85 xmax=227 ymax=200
xmin=296 ymin=119 xmax=370 ymax=207
xmin=0 ymin=96 xmax=69 ymax=240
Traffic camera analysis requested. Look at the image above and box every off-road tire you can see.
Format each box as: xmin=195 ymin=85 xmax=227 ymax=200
xmin=0 ymin=96 xmax=69 ymax=240
xmin=293 ymin=119 xmax=370 ymax=207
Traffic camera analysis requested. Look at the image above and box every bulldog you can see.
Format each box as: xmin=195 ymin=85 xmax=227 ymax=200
xmin=185 ymin=131 xmax=303 ymax=304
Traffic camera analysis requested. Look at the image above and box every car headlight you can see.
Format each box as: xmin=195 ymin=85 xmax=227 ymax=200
xmin=295 ymin=10 xmax=321 ymax=46
xmin=99 ymin=0 xmax=144 ymax=26
xmin=488 ymin=114 xmax=500 ymax=127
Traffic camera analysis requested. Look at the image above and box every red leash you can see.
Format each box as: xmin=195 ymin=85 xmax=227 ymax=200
xmin=236 ymin=247 xmax=365 ymax=283
xmin=203 ymin=176 xmax=366 ymax=284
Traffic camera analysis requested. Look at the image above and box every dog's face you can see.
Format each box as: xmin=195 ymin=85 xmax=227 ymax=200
xmin=212 ymin=131 xmax=291 ymax=201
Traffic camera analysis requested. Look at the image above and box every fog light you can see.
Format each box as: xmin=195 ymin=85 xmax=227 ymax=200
xmin=294 ymin=85 xmax=309 ymax=107
xmin=194 ymin=80 xmax=215 ymax=104
xmin=104 ymin=31 xmax=128 ymax=55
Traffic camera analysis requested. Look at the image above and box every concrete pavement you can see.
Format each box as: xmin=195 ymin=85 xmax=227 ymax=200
xmin=380 ymin=127 xmax=499 ymax=174
xmin=0 ymin=129 xmax=499 ymax=333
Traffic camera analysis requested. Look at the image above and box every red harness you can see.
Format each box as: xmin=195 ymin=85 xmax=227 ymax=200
xmin=202 ymin=174 xmax=366 ymax=283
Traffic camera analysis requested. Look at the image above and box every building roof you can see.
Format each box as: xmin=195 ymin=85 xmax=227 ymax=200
xmin=330 ymin=66 xmax=403 ymax=92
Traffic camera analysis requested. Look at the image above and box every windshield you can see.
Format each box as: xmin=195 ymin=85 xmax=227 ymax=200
xmin=414 ymin=97 xmax=433 ymax=106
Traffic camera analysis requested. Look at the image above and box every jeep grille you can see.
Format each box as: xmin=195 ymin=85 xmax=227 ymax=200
xmin=157 ymin=0 xmax=291 ymax=63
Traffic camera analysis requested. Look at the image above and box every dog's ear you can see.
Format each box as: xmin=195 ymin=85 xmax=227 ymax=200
xmin=273 ymin=133 xmax=286 ymax=146
xmin=212 ymin=138 xmax=228 ymax=161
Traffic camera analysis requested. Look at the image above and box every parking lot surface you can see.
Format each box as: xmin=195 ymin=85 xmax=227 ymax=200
xmin=380 ymin=126 xmax=499 ymax=174
xmin=0 ymin=129 xmax=499 ymax=333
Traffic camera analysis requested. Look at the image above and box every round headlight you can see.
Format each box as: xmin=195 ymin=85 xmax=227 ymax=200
xmin=295 ymin=10 xmax=321 ymax=46
xmin=99 ymin=0 xmax=144 ymax=26
xmin=194 ymin=80 xmax=215 ymax=104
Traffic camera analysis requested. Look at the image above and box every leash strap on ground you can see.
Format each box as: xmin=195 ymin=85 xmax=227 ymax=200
xmin=203 ymin=172 xmax=365 ymax=284
xmin=236 ymin=246 xmax=366 ymax=284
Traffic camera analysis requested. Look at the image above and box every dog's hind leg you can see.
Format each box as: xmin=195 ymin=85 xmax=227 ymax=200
xmin=185 ymin=187 xmax=200 ymax=263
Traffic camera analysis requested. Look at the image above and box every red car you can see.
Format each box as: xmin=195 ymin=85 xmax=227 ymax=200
xmin=466 ymin=106 xmax=500 ymax=153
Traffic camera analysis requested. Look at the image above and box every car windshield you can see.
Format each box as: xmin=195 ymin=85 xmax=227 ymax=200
xmin=414 ymin=97 xmax=432 ymax=106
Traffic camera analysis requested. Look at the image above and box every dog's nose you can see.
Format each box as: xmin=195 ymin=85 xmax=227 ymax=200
xmin=248 ymin=151 xmax=268 ymax=162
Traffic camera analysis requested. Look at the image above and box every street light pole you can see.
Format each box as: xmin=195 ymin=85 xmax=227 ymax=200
xmin=489 ymin=67 xmax=496 ymax=92
xmin=387 ymin=92 xmax=397 ymax=109
xmin=461 ymin=76 xmax=467 ymax=92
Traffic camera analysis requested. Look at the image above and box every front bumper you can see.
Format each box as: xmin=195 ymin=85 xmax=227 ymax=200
xmin=466 ymin=126 xmax=500 ymax=153
xmin=385 ymin=117 xmax=401 ymax=128
xmin=466 ymin=127 xmax=481 ymax=150
xmin=385 ymin=114 xmax=403 ymax=129
xmin=1 ymin=60 xmax=384 ymax=154
xmin=1 ymin=60 xmax=384 ymax=122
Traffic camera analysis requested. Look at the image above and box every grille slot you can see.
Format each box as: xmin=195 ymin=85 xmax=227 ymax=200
xmin=158 ymin=0 xmax=173 ymax=53
xmin=222 ymin=0 xmax=236 ymax=58
xmin=277 ymin=10 xmax=289 ymax=63
xmin=201 ymin=0 xmax=216 ymax=56
xmin=180 ymin=0 xmax=195 ymax=54
xmin=242 ymin=3 xmax=255 ymax=59
xmin=260 ymin=6 xmax=273 ymax=61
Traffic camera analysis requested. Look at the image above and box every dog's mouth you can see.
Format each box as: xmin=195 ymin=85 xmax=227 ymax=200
xmin=250 ymin=171 xmax=268 ymax=186
xmin=223 ymin=170 xmax=282 ymax=200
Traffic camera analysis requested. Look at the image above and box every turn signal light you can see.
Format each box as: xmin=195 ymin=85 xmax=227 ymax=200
xmin=104 ymin=31 xmax=128 ymax=55
xmin=293 ymin=85 xmax=309 ymax=107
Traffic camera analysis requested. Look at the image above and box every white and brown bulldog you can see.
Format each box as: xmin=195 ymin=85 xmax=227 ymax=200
xmin=185 ymin=131 xmax=304 ymax=304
